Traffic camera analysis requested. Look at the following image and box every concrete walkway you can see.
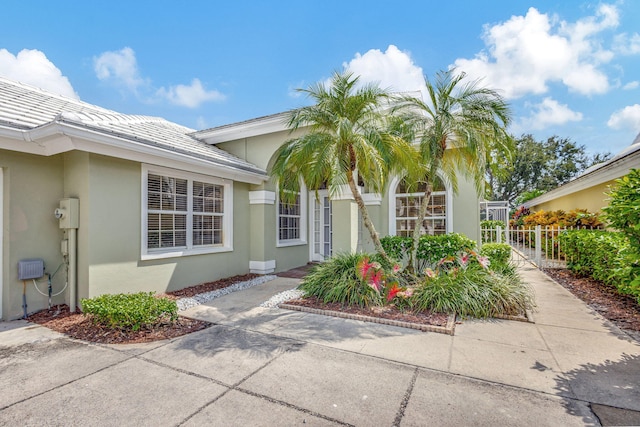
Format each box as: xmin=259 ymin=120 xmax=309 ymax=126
xmin=1 ymin=265 xmax=639 ymax=426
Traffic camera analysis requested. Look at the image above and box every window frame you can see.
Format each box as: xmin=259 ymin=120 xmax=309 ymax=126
xmin=141 ymin=165 xmax=233 ymax=260
xmin=276 ymin=187 xmax=307 ymax=247
xmin=389 ymin=175 xmax=452 ymax=237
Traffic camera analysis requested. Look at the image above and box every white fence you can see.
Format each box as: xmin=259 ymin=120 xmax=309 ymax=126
xmin=481 ymin=225 xmax=585 ymax=268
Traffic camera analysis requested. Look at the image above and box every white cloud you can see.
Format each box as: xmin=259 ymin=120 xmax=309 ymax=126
xmin=607 ymin=104 xmax=640 ymax=131
xmin=613 ymin=32 xmax=640 ymax=55
xmin=343 ymin=45 xmax=426 ymax=96
xmin=454 ymin=4 xmax=620 ymax=99
xmin=196 ymin=116 xmax=208 ymax=129
xmin=517 ymin=97 xmax=583 ymax=131
xmin=288 ymin=81 xmax=306 ymax=98
xmin=0 ymin=48 xmax=78 ymax=99
xmin=94 ymin=47 xmax=225 ymax=108
xmin=93 ymin=47 xmax=147 ymax=93
xmin=623 ymin=81 xmax=639 ymax=90
xmin=156 ymin=78 xmax=225 ymax=108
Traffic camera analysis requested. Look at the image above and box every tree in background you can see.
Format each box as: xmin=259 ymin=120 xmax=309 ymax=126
xmin=487 ymin=134 xmax=611 ymax=206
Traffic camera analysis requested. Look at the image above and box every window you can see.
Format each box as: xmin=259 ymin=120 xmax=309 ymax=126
xmin=279 ymin=193 xmax=300 ymax=241
xmin=143 ymin=166 xmax=232 ymax=258
xmin=277 ymin=188 xmax=307 ymax=246
xmin=394 ymin=177 xmax=447 ymax=237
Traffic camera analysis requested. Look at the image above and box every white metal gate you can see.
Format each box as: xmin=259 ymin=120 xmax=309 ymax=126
xmin=481 ymin=224 xmax=593 ymax=269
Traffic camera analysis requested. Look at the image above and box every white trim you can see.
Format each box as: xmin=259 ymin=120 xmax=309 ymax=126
xmin=140 ymin=164 xmax=234 ymax=260
xmin=362 ymin=193 xmax=382 ymax=205
xmin=195 ymin=113 xmax=290 ymax=144
xmin=0 ymin=168 xmax=3 ymax=319
xmin=388 ymin=174 xmax=452 ymax=236
xmin=249 ymin=259 xmax=276 ymax=274
xmin=309 ymin=190 xmax=332 ymax=261
xmin=0 ymin=122 xmax=268 ymax=185
xmin=276 ymin=185 xmax=308 ymax=247
xmin=249 ymin=190 xmax=276 ymax=205
xmin=331 ymin=185 xmax=355 ymax=201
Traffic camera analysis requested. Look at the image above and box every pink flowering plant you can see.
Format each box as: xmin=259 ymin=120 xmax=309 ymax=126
xmin=356 ymin=257 xmax=413 ymax=308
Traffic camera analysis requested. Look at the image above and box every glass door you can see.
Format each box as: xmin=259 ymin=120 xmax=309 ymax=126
xmin=311 ymin=192 xmax=332 ymax=261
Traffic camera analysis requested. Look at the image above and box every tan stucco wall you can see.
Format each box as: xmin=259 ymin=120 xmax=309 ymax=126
xmin=81 ymin=154 xmax=253 ymax=298
xmin=219 ymin=135 xmax=311 ymax=272
xmin=452 ymin=176 xmax=481 ymax=243
xmin=1 ymin=149 xmax=66 ymax=320
xmin=530 ymin=181 xmax=613 ymax=214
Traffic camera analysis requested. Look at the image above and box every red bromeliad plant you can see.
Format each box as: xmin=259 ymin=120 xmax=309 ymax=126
xmin=355 ymin=257 xmax=410 ymax=306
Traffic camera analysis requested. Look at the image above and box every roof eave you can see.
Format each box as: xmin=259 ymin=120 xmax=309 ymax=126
xmin=0 ymin=122 xmax=268 ymax=185
xmin=524 ymin=150 xmax=640 ymax=208
xmin=194 ymin=112 xmax=291 ymax=144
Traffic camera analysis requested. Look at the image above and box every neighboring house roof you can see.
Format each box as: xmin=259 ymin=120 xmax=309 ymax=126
xmin=524 ymin=134 xmax=640 ymax=208
xmin=0 ymin=77 xmax=267 ymax=183
xmin=194 ymin=112 xmax=290 ymax=144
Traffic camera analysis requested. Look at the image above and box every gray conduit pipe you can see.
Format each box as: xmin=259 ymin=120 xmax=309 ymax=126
xmin=68 ymin=228 xmax=77 ymax=313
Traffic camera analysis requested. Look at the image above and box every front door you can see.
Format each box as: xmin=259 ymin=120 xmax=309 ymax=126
xmin=310 ymin=191 xmax=332 ymax=261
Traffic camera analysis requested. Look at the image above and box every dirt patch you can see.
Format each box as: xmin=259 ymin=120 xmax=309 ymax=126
xmin=543 ymin=268 xmax=640 ymax=341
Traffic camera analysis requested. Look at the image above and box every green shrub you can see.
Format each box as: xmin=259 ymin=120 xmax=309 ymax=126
xmin=480 ymin=220 xmax=506 ymax=243
xmin=480 ymin=243 xmax=512 ymax=266
xmin=381 ymin=233 xmax=477 ymax=270
xmin=300 ymin=252 xmax=384 ymax=307
xmin=81 ymin=292 xmax=178 ymax=331
xmin=412 ymin=266 xmax=533 ymax=318
xmin=379 ymin=236 xmax=412 ymax=262
xmin=559 ymin=229 xmax=640 ymax=304
xmin=603 ymin=168 xmax=640 ymax=252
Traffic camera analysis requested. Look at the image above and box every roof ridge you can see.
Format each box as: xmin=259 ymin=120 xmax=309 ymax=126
xmin=0 ymin=75 xmax=114 ymax=113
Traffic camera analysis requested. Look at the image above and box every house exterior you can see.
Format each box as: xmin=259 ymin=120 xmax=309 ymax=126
xmin=0 ymin=77 xmax=481 ymax=320
xmin=524 ymin=134 xmax=640 ymax=214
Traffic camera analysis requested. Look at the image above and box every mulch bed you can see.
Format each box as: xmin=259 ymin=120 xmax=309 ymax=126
xmin=27 ymin=266 xmax=640 ymax=345
xmin=162 ymin=273 xmax=259 ymax=299
xmin=543 ymin=268 xmax=640 ymax=340
xmin=283 ymin=296 xmax=450 ymax=327
xmin=27 ymin=305 xmax=211 ymax=345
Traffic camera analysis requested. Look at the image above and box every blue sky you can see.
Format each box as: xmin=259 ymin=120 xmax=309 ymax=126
xmin=1 ymin=1 xmax=639 ymax=155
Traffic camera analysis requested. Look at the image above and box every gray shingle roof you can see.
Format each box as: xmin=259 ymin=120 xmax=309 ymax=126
xmin=0 ymin=77 xmax=266 ymax=176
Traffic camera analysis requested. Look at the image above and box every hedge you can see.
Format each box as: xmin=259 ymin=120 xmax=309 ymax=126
xmin=558 ymin=229 xmax=640 ymax=305
xmin=380 ymin=233 xmax=476 ymax=269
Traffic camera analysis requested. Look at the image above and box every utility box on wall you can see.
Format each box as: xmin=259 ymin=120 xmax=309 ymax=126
xmin=56 ymin=198 xmax=79 ymax=229
xmin=18 ymin=258 xmax=45 ymax=280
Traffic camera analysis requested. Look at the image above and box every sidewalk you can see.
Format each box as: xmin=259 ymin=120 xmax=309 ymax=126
xmin=1 ymin=265 xmax=639 ymax=426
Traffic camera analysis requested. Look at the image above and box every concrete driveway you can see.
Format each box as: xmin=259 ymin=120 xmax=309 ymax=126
xmin=1 ymin=267 xmax=639 ymax=426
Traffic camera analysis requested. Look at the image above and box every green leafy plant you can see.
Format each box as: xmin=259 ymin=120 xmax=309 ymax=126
xmin=480 ymin=220 xmax=506 ymax=243
xmin=559 ymin=229 xmax=640 ymax=304
xmin=480 ymin=243 xmax=512 ymax=267
xmin=381 ymin=233 xmax=476 ymax=270
xmin=300 ymin=253 xmax=385 ymax=307
xmin=81 ymin=292 xmax=178 ymax=331
xmin=603 ymin=169 xmax=640 ymax=252
xmin=413 ymin=258 xmax=533 ymax=318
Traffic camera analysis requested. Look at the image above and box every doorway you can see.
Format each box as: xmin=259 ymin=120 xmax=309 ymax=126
xmin=310 ymin=191 xmax=332 ymax=261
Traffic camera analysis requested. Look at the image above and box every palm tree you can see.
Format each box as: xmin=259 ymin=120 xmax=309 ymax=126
xmin=397 ymin=69 xmax=513 ymax=271
xmin=271 ymin=71 xmax=419 ymax=262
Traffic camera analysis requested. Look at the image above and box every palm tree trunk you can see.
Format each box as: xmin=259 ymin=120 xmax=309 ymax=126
xmin=407 ymin=185 xmax=432 ymax=273
xmin=346 ymin=171 xmax=391 ymax=263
